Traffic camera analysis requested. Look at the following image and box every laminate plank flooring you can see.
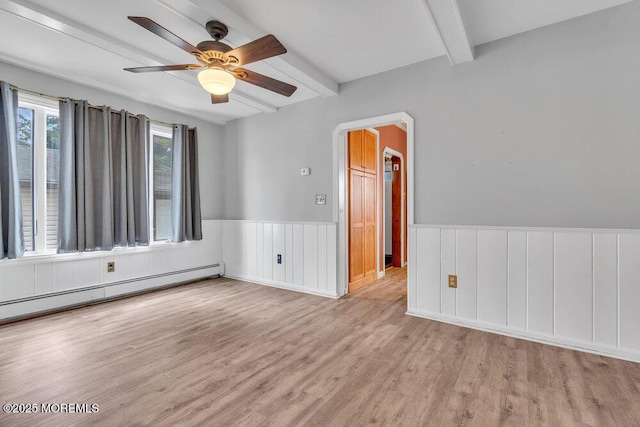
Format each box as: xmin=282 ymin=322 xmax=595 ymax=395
xmin=0 ymin=268 xmax=639 ymax=426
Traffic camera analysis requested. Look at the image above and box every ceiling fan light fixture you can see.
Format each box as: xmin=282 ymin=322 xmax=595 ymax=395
xmin=124 ymin=17 xmax=296 ymax=103
xmin=197 ymin=68 xmax=236 ymax=95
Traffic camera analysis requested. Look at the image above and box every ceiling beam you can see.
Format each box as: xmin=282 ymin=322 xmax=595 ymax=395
xmin=420 ymin=0 xmax=474 ymax=65
xmin=156 ymin=0 xmax=340 ymax=97
xmin=0 ymin=0 xmax=277 ymax=114
xmin=0 ymin=52 xmax=229 ymax=126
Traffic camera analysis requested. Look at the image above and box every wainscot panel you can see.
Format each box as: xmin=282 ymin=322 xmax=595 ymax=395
xmin=408 ymin=225 xmax=640 ymax=362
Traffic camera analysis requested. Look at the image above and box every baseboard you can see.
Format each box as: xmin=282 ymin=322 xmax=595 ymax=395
xmin=0 ymin=265 xmax=221 ymax=323
xmin=406 ymin=309 xmax=640 ymax=363
xmin=224 ymin=273 xmax=339 ymax=299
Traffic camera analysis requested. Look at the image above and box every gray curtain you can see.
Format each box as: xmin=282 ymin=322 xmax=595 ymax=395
xmin=111 ymin=111 xmax=150 ymax=247
xmin=0 ymin=81 xmax=24 ymax=259
xmin=171 ymin=125 xmax=202 ymax=242
xmin=58 ymin=99 xmax=150 ymax=252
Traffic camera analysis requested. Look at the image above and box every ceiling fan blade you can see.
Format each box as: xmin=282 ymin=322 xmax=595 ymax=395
xmin=234 ymin=68 xmax=297 ymax=97
xmin=211 ymin=93 xmax=229 ymax=104
xmin=124 ymin=64 xmax=202 ymax=73
xmin=227 ymin=35 xmax=287 ymax=66
xmin=128 ymin=16 xmax=201 ymax=55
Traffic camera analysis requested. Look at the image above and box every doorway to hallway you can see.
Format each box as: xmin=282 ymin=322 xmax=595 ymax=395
xmin=333 ymin=112 xmax=414 ymax=298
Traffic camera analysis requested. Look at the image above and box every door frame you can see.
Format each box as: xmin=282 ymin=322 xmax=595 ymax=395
xmin=382 ymin=147 xmax=406 ymax=268
xmin=333 ymin=112 xmax=414 ymax=297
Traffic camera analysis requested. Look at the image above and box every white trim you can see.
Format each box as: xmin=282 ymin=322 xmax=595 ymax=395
xmin=616 ymin=234 xmax=620 ymax=347
xmin=224 ymin=273 xmax=340 ymax=299
xmin=0 ymin=240 xmax=199 ymax=267
xmin=382 ymin=147 xmax=406 ymax=266
xmin=332 ymin=112 xmax=414 ymax=296
xmin=411 ymin=223 xmax=640 ymax=234
xmin=1 ymin=265 xmax=220 ymax=321
xmin=219 ymin=219 xmax=335 ymax=226
xmin=18 ymin=92 xmax=58 ymax=110
xmin=407 ymin=308 xmax=640 ymax=363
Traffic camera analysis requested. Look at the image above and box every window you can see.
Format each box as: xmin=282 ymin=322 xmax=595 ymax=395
xmin=17 ymin=94 xmax=60 ymax=254
xmin=150 ymin=125 xmax=173 ymax=241
xmin=16 ymin=94 xmax=176 ymax=253
xmin=46 ymin=113 xmax=60 ymax=250
xmin=17 ymin=107 xmax=34 ymax=250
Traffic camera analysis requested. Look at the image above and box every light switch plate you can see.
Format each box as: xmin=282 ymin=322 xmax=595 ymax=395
xmin=301 ymin=167 xmax=310 ymax=176
xmin=315 ymin=194 xmax=327 ymax=205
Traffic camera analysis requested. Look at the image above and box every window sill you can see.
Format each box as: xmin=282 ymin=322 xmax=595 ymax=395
xmin=1 ymin=241 xmax=197 ymax=267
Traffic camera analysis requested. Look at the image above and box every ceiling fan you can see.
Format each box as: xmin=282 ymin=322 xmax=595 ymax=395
xmin=124 ymin=17 xmax=297 ymax=104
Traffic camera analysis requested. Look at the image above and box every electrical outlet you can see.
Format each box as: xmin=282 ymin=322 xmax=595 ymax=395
xmin=315 ymin=194 xmax=326 ymax=205
xmin=448 ymin=274 xmax=457 ymax=288
xmin=107 ymin=262 xmax=115 ymax=273
xmin=277 ymin=254 xmax=282 ymax=264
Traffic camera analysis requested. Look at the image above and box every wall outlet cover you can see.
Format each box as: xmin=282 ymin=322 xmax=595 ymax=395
xmin=315 ymin=194 xmax=327 ymax=205
xmin=448 ymin=274 xmax=457 ymax=288
xmin=301 ymin=167 xmax=311 ymax=176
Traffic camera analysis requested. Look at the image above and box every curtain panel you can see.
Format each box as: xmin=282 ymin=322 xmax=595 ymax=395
xmin=171 ymin=125 xmax=202 ymax=242
xmin=0 ymin=81 xmax=24 ymax=259
xmin=111 ymin=111 xmax=150 ymax=246
xmin=58 ymin=99 xmax=150 ymax=253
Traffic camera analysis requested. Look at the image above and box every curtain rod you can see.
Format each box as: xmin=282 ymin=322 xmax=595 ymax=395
xmin=9 ymin=84 xmax=178 ymax=128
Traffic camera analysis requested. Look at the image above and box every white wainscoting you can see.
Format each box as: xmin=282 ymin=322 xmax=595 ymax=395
xmin=222 ymin=220 xmax=338 ymax=298
xmin=408 ymin=225 xmax=640 ymax=362
xmin=0 ymin=220 xmax=223 ymax=321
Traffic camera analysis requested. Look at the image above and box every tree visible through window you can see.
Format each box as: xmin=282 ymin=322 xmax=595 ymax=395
xmin=17 ymin=107 xmax=34 ymax=251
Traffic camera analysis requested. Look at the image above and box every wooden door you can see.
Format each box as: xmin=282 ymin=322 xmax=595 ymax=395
xmin=363 ymin=172 xmax=377 ymax=277
xmin=348 ymin=130 xmax=364 ymax=171
xmin=349 ymin=169 xmax=365 ymax=283
xmin=349 ymin=129 xmax=376 ymax=172
xmin=363 ymin=130 xmax=377 ymax=171
xmin=348 ymin=129 xmax=377 ymax=292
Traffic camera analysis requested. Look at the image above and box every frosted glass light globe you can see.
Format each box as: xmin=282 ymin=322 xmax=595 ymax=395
xmin=197 ymin=69 xmax=236 ymax=95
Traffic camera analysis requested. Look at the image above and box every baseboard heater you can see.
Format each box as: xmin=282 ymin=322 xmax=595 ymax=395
xmin=0 ymin=264 xmax=220 ymax=323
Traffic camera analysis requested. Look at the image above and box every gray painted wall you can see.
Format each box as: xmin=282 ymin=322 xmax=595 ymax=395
xmin=223 ymin=1 xmax=640 ymax=229
xmin=0 ymin=61 xmax=225 ymax=220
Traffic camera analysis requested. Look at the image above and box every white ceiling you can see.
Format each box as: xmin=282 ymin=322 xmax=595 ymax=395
xmin=0 ymin=0 xmax=632 ymax=124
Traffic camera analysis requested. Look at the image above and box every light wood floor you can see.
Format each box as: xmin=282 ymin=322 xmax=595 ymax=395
xmin=1 ymin=268 xmax=639 ymax=426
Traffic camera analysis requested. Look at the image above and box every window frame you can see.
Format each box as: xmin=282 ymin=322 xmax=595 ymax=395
xmin=149 ymin=123 xmax=173 ymax=243
xmin=18 ymin=93 xmax=59 ymax=255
